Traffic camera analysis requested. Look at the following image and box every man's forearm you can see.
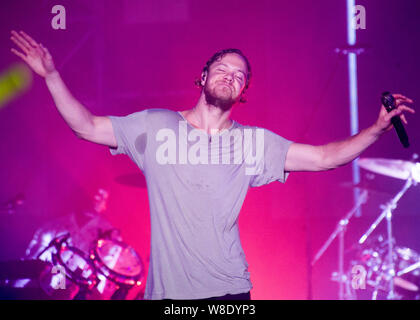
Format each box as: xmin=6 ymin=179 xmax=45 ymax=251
xmin=321 ymin=124 xmax=383 ymax=170
xmin=45 ymin=71 xmax=95 ymax=138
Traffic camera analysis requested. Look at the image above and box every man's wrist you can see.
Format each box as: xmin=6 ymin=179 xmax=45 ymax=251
xmin=45 ymin=70 xmax=59 ymax=81
xmin=369 ymin=122 xmax=386 ymax=139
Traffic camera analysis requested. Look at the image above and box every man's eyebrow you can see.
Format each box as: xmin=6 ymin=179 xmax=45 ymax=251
xmin=214 ymin=63 xmax=247 ymax=76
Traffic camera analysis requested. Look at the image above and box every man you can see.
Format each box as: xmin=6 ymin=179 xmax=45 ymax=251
xmin=10 ymin=30 xmax=414 ymax=300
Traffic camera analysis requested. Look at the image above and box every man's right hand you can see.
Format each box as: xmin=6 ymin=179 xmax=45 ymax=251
xmin=10 ymin=30 xmax=56 ymax=78
xmin=10 ymin=30 xmax=117 ymax=148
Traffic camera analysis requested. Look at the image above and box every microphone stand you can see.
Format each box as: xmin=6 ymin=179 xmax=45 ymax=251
xmin=312 ymin=190 xmax=368 ymax=300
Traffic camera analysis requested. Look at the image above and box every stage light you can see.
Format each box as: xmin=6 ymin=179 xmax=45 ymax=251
xmin=0 ymin=63 xmax=32 ymax=109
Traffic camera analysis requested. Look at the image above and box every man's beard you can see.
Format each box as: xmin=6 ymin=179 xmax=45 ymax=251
xmin=203 ymin=83 xmax=237 ymax=111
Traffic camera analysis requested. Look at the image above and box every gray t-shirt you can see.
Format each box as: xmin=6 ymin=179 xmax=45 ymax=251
xmin=108 ymin=108 xmax=292 ymax=299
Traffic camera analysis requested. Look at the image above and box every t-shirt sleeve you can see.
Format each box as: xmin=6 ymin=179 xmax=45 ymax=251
xmin=249 ymin=128 xmax=293 ymax=187
xmin=108 ymin=110 xmax=148 ymax=171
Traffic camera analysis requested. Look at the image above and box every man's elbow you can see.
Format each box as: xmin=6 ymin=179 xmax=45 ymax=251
xmin=73 ymin=115 xmax=97 ymax=140
xmin=73 ymin=123 xmax=95 ymax=141
xmin=317 ymin=146 xmax=338 ymax=171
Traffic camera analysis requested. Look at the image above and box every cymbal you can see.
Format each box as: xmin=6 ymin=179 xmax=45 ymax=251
xmin=394 ymin=276 xmax=419 ymax=292
xmin=357 ymin=158 xmax=420 ymax=182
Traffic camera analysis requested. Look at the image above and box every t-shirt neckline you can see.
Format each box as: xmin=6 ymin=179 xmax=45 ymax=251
xmin=177 ymin=111 xmax=236 ymax=137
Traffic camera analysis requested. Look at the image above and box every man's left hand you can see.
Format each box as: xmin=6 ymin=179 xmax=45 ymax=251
xmin=374 ymin=93 xmax=415 ymax=133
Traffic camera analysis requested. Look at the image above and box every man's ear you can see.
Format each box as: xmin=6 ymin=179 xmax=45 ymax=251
xmin=201 ymin=71 xmax=207 ymax=86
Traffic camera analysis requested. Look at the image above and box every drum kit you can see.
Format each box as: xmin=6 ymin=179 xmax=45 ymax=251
xmin=35 ymin=230 xmax=145 ymax=300
xmin=0 ymin=187 xmax=146 ymax=300
xmin=0 ymin=230 xmax=145 ymax=300
xmin=313 ymin=155 xmax=420 ymax=300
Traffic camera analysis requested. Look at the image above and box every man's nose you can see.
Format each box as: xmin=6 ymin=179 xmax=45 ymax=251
xmin=224 ymin=72 xmax=234 ymax=83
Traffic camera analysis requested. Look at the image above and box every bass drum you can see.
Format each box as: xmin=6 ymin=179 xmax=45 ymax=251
xmin=90 ymin=238 xmax=144 ymax=300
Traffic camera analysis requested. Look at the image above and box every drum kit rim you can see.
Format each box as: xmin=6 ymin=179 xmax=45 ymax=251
xmin=49 ymin=233 xmax=99 ymax=290
xmin=313 ymin=154 xmax=420 ymax=300
xmin=37 ymin=230 xmax=144 ymax=300
xmin=90 ymin=238 xmax=144 ymax=287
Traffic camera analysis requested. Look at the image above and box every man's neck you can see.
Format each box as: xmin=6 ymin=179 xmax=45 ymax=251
xmin=182 ymin=95 xmax=233 ymax=134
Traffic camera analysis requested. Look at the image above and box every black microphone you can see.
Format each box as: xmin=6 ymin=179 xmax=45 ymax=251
xmin=381 ymin=91 xmax=409 ymax=148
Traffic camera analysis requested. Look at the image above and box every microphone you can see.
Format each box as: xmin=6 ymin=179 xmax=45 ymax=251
xmin=381 ymin=91 xmax=409 ymax=148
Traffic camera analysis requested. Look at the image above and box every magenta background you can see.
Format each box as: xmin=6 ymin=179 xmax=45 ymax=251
xmin=0 ymin=0 xmax=419 ymax=299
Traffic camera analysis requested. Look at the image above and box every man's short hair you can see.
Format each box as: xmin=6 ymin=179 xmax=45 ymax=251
xmin=195 ymin=48 xmax=252 ymax=103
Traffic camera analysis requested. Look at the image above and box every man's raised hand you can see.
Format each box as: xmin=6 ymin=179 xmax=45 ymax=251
xmin=10 ymin=30 xmax=56 ymax=78
xmin=375 ymin=93 xmax=415 ymax=133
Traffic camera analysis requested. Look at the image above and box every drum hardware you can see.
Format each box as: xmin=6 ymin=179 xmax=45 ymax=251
xmin=357 ymin=157 xmax=418 ymax=300
xmin=336 ymin=156 xmax=420 ymax=299
xmin=316 ymin=155 xmax=420 ymax=299
xmin=398 ymin=261 xmax=420 ymax=277
xmin=346 ymin=235 xmax=420 ymax=300
xmin=312 ymin=190 xmax=369 ymax=300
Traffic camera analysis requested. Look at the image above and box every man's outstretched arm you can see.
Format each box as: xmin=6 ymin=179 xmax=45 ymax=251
xmin=10 ymin=30 xmax=116 ymax=148
xmin=285 ymin=94 xmax=415 ymax=172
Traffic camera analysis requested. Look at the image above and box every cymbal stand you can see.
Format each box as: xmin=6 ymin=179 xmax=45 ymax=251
xmin=312 ymin=190 xmax=368 ymax=300
xmin=358 ymin=176 xmax=415 ymax=300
